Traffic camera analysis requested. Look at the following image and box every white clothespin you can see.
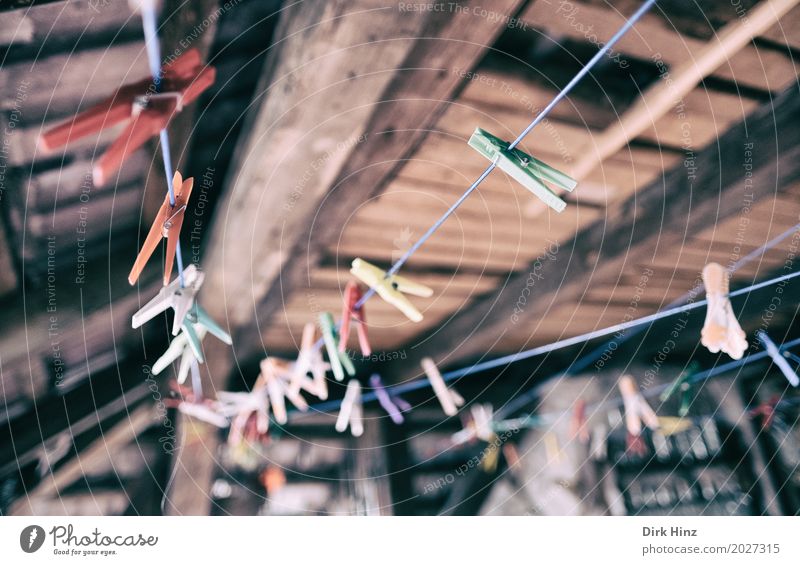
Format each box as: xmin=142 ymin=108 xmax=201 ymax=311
xmin=217 ymin=383 xmax=270 ymax=443
xmin=132 ymin=263 xmax=204 ymax=335
xmin=758 ymin=331 xmax=799 ymax=387
xmin=618 ymin=375 xmax=660 ymax=436
xmin=335 ymin=379 xmax=363 ymax=437
xmin=452 ymin=403 xmax=495 ymax=444
xmin=701 ymin=262 xmax=748 ymax=360
xmin=289 ymin=322 xmax=329 ymax=400
xmin=421 ymin=357 xmax=464 ymax=416
xmin=177 ymin=400 xmax=228 ymax=428
xmin=152 ymin=323 xmax=207 ymax=383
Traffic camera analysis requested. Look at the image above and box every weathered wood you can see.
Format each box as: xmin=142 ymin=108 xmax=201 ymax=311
xmin=381 ymin=87 xmax=800 ymax=383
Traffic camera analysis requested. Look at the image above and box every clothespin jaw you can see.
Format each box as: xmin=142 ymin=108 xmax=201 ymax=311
xmin=128 ymin=171 xmax=195 ymax=286
xmin=319 ymin=312 xmax=355 ymax=381
xmin=701 ymin=263 xmax=748 ymax=360
xmin=290 ymin=322 xmax=329 ymax=400
xmin=421 ymin=357 xmax=464 ymax=416
xmin=618 ymin=375 xmax=659 ymax=437
xmin=350 ymin=258 xmax=433 ymax=322
xmin=152 ymin=324 xmax=206 ymax=383
xmin=659 ymin=362 xmax=700 ymax=417
xmin=340 ymin=281 xmax=371 ymax=356
xmin=370 ymin=374 xmax=409 ymax=425
xmin=467 ymin=127 xmax=576 ymax=213
xmin=131 ymin=263 xmax=204 ymax=335
xmin=40 ymin=49 xmax=215 ymax=185
xmin=757 ymin=331 xmax=800 ymax=387
xmin=335 ymin=379 xmax=364 ymax=437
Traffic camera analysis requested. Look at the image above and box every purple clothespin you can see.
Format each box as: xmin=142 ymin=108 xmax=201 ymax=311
xmin=370 ymin=374 xmax=410 ymax=425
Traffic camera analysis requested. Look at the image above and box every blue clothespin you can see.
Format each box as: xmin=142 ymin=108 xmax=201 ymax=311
xmin=319 ymin=312 xmax=355 ymax=381
xmin=468 ymin=127 xmax=576 ymax=212
xmin=758 ymin=331 xmax=799 ymax=387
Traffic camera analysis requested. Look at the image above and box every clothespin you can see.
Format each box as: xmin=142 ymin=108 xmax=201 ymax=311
xmin=570 ymin=398 xmax=590 ymax=443
xmin=335 ymin=379 xmax=364 ymax=437
xmin=757 ymin=331 xmax=800 ymax=387
xmin=701 ymin=263 xmax=748 ymax=360
xmin=339 ymin=281 xmax=371 ymax=356
xmin=350 ymin=258 xmax=433 ymax=322
xmin=618 ymin=375 xmax=660 ymax=437
xmin=659 ymin=362 xmax=700 ymax=417
xmin=128 ymin=171 xmax=194 ymax=286
xmin=370 ymin=374 xmax=410 ymax=425
xmin=131 ymin=263 xmax=204 ymax=335
xmin=261 ymin=357 xmax=308 ymax=424
xmin=319 ymin=312 xmax=355 ymax=381
xmin=289 ymin=322 xmax=330 ymax=400
xmin=40 ymin=49 xmax=215 ymax=185
xmin=467 ymin=127 xmax=577 ymax=213
xmin=217 ymin=380 xmax=270 ymax=444
xmin=421 ymin=357 xmax=464 ymax=416
xmin=748 ymin=395 xmax=781 ymax=431
xmin=166 ymin=383 xmax=228 ymax=428
xmin=151 ymin=303 xmax=232 ymax=381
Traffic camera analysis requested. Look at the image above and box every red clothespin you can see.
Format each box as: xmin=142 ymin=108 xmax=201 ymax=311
xmin=749 ymin=395 xmax=781 ymax=431
xmin=570 ymin=398 xmax=589 ymax=444
xmin=40 ymin=48 xmax=215 ymax=185
xmin=128 ymin=170 xmax=194 ymax=285
xmin=339 ymin=281 xmax=371 ymax=356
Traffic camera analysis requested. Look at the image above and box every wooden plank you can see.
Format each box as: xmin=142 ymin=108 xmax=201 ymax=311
xmin=380 ymin=88 xmax=800 ymax=382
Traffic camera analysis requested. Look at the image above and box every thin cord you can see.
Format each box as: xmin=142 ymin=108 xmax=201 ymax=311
xmin=573 ymin=221 xmax=800 ymax=375
xmin=141 ymin=2 xmax=186 ymax=288
xmin=352 ymin=0 xmax=659 ymax=308
xmin=494 ymin=336 xmax=800 ymax=433
xmin=292 ymin=268 xmax=800 ymax=418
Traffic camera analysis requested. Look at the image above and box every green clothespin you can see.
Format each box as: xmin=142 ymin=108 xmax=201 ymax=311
xmin=659 ymin=362 xmax=700 ymax=417
xmin=468 ymin=127 xmax=577 ymax=213
xmin=319 ymin=312 xmax=355 ymax=381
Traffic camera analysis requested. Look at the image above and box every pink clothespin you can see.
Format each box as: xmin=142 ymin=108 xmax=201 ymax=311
xmin=289 ymin=322 xmax=330 ymax=401
xmin=421 ymin=357 xmax=464 ymax=416
xmin=570 ymin=398 xmax=590 ymax=444
xmin=749 ymin=395 xmax=781 ymax=431
xmin=340 ymin=281 xmax=371 ymax=356
xmin=618 ymin=375 xmax=659 ymax=453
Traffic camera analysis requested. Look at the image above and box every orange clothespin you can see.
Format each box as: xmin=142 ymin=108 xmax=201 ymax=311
xmin=570 ymin=399 xmax=590 ymax=444
xmin=39 ymin=48 xmax=215 ymax=185
xmin=339 ymin=281 xmax=371 ymax=356
xmin=128 ymin=170 xmax=194 ymax=285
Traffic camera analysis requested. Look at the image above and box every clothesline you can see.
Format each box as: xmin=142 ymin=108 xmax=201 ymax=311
xmin=290 ymin=268 xmax=800 ymax=419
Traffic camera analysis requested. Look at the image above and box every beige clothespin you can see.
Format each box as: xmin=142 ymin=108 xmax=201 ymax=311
xmin=701 ymin=262 xmax=747 ymax=360
xmin=421 ymin=357 xmax=464 ymax=416
xmin=260 ymin=357 xmax=308 ymax=425
xmin=335 ymin=379 xmax=364 ymax=437
xmin=618 ymin=375 xmax=660 ymax=437
xmin=350 ymin=258 xmax=433 ymax=322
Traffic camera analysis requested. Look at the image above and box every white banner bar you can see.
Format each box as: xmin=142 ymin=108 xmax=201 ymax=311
xmin=1 ymin=516 xmax=798 ymax=563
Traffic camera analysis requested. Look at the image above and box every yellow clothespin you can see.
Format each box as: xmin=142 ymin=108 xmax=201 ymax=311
xmin=350 ymin=258 xmax=433 ymax=322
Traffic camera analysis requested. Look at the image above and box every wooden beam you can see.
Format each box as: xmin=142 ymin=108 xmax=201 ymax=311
xmin=568 ymin=0 xmax=800 ymax=181
xmin=202 ymin=0 xmax=528 ymax=351
xmin=9 ymin=404 xmax=156 ymax=516
xmin=381 ymin=87 xmax=800 ymax=383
